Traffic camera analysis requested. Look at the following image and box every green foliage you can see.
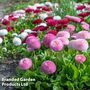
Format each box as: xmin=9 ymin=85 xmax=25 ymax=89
xmin=85 ymin=16 xmax=90 ymax=23
xmin=75 ymin=0 xmax=90 ymax=3
xmin=53 ymin=0 xmax=76 ymax=18
xmin=15 ymin=48 xmax=90 ymax=90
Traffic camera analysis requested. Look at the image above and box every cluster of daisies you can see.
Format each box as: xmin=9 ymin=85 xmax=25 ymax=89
xmin=0 ymin=1 xmax=90 ymax=74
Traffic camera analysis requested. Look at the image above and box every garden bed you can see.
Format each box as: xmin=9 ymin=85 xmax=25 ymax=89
xmin=0 ymin=0 xmax=90 ymax=90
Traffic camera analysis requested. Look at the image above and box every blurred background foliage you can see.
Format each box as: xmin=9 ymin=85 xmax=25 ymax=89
xmin=0 ymin=0 xmax=90 ymax=17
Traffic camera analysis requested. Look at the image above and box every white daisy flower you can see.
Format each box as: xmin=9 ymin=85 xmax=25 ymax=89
xmin=13 ymin=37 xmax=22 ymax=46
xmin=39 ymin=13 xmax=48 ymax=20
xmin=24 ymin=29 xmax=33 ymax=33
xmin=3 ymin=15 xmax=9 ymax=20
xmin=45 ymin=2 xmax=53 ymax=7
xmin=0 ymin=29 xmax=8 ymax=36
xmin=53 ymin=16 xmax=61 ymax=20
xmin=38 ymin=23 xmax=47 ymax=27
xmin=18 ymin=32 xmax=28 ymax=39
xmin=28 ymin=5 xmax=37 ymax=10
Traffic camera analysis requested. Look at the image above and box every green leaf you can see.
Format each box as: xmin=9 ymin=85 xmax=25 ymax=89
xmin=85 ymin=78 xmax=90 ymax=86
xmin=35 ymin=81 xmax=41 ymax=90
xmin=64 ymin=64 xmax=78 ymax=80
xmin=65 ymin=81 xmax=74 ymax=90
xmin=53 ymin=84 xmax=63 ymax=90
xmin=85 ymin=65 xmax=90 ymax=76
xmin=71 ymin=64 xmax=78 ymax=79
xmin=81 ymin=76 xmax=88 ymax=83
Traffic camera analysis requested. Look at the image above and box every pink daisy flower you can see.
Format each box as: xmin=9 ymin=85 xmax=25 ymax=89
xmin=26 ymin=36 xmax=41 ymax=49
xmin=43 ymin=33 xmax=56 ymax=48
xmin=50 ymin=38 xmax=64 ymax=52
xmin=57 ymin=37 xmax=69 ymax=45
xmin=57 ymin=31 xmax=70 ymax=38
xmin=75 ymin=54 xmax=86 ymax=63
xmin=41 ymin=60 xmax=56 ymax=74
xmin=19 ymin=58 xmax=32 ymax=70
xmin=69 ymin=39 xmax=89 ymax=51
xmin=76 ymin=31 xmax=90 ymax=39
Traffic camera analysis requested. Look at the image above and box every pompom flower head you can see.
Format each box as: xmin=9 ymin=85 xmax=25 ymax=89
xmin=57 ymin=31 xmax=70 ymax=38
xmin=69 ymin=39 xmax=88 ymax=51
xmin=19 ymin=32 xmax=28 ymax=39
xmin=39 ymin=13 xmax=48 ymax=20
xmin=47 ymin=30 xmax=57 ymax=35
xmin=75 ymin=54 xmax=86 ymax=63
xmin=76 ymin=5 xmax=86 ymax=10
xmin=57 ymin=37 xmax=69 ymax=45
xmin=32 ymin=19 xmax=42 ymax=24
xmin=0 ymin=29 xmax=8 ymax=36
xmin=46 ymin=19 xmax=58 ymax=26
xmin=65 ymin=15 xmax=81 ymax=22
xmin=43 ymin=33 xmax=56 ymax=48
xmin=50 ymin=38 xmax=63 ymax=52
xmin=44 ymin=16 xmax=53 ymax=21
xmin=2 ymin=19 xmax=10 ymax=25
xmin=13 ymin=37 xmax=22 ymax=46
xmin=6 ymin=25 xmax=13 ymax=32
xmin=81 ymin=24 xmax=89 ymax=30
xmin=66 ymin=24 xmax=75 ymax=33
xmin=53 ymin=16 xmax=61 ymax=20
xmin=41 ymin=60 xmax=56 ymax=74
xmin=58 ymin=18 xmax=69 ymax=24
xmin=19 ymin=58 xmax=32 ymax=70
xmin=77 ymin=12 xmax=90 ymax=17
xmin=81 ymin=21 xmax=90 ymax=30
xmin=76 ymin=31 xmax=90 ymax=39
xmin=26 ymin=36 xmax=41 ymax=49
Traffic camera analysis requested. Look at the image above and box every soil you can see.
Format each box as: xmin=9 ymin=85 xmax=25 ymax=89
xmin=0 ymin=4 xmax=4 ymax=17
xmin=0 ymin=1 xmax=18 ymax=89
xmin=0 ymin=61 xmax=17 ymax=90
